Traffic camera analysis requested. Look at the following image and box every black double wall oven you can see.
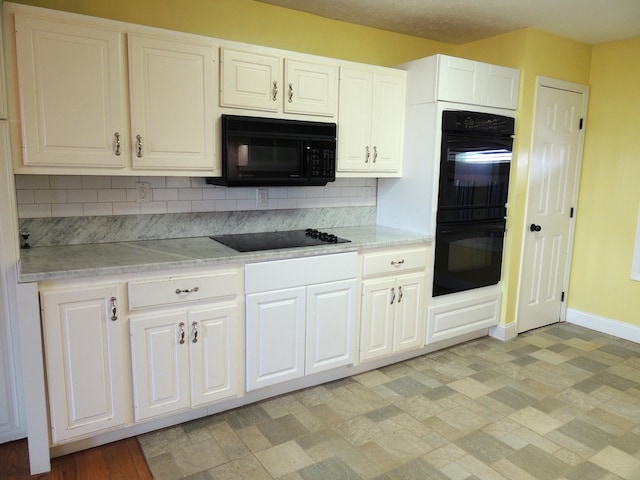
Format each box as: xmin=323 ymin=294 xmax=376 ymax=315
xmin=433 ymin=110 xmax=515 ymax=297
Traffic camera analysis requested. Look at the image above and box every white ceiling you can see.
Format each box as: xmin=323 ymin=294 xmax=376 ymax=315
xmin=254 ymin=0 xmax=640 ymax=45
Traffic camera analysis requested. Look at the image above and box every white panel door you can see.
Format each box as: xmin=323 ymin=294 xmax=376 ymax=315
xmin=360 ymin=278 xmax=395 ymax=361
xmin=130 ymin=311 xmax=190 ymax=421
xmin=337 ymin=68 xmax=373 ymax=172
xmin=128 ymin=34 xmax=215 ymax=170
xmin=246 ymin=287 xmax=305 ymax=391
xmin=14 ymin=14 xmax=127 ymax=168
xmin=393 ymin=273 xmax=425 ymax=353
xmin=518 ymin=81 xmax=587 ymax=332
xmin=220 ymin=48 xmax=281 ymax=112
xmin=41 ymin=285 xmax=125 ymax=442
xmin=306 ymin=279 xmax=356 ymax=374
xmin=284 ymin=59 xmax=337 ymax=116
xmin=189 ymin=304 xmax=240 ymax=407
xmin=370 ymin=73 xmax=405 ymax=173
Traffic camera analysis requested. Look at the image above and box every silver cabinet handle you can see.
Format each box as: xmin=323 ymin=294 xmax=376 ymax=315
xmin=398 ymin=286 xmax=403 ymax=303
xmin=136 ymin=135 xmax=143 ymax=158
xmin=373 ymin=146 xmax=378 ymax=163
xmin=179 ymin=322 xmax=185 ymax=344
xmin=288 ymin=82 xmax=293 ymax=103
xmin=114 ymin=132 xmax=121 ymax=156
xmin=390 ymin=259 xmax=405 ymax=266
xmin=110 ymin=296 xmax=117 ymax=321
xmin=192 ymin=321 xmax=198 ymax=343
xmin=272 ymin=81 xmax=278 ymax=101
xmin=365 ymin=146 xmax=370 ymax=163
xmin=175 ymin=286 xmax=199 ymax=294
xmin=390 ymin=287 xmax=395 ymax=305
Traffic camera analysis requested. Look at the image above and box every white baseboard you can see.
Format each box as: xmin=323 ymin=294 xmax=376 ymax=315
xmin=488 ymin=321 xmax=518 ymax=341
xmin=566 ymin=308 xmax=640 ymax=343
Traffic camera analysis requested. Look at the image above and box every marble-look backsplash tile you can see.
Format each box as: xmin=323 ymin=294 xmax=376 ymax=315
xmin=19 ymin=207 xmax=377 ymax=247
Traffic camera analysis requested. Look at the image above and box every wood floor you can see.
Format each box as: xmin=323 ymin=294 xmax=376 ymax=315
xmin=0 ymin=437 xmax=153 ymax=480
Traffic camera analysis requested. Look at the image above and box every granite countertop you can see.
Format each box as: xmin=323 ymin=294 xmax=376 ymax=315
xmin=19 ymin=225 xmax=432 ymax=283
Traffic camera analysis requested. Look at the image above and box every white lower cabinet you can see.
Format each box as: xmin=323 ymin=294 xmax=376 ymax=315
xmin=360 ymin=247 xmax=427 ymax=362
xmin=40 ymin=283 xmax=126 ymax=443
xmin=128 ymin=268 xmax=243 ymax=422
xmin=130 ymin=302 xmax=240 ymax=421
xmin=245 ymin=253 xmax=357 ymax=391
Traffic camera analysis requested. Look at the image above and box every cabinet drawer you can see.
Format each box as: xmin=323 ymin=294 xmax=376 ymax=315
xmin=362 ymin=247 xmax=427 ymax=277
xmin=128 ymin=270 xmax=240 ymax=309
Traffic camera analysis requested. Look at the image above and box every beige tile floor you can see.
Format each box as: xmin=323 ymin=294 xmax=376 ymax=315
xmin=139 ymin=323 xmax=640 ymax=479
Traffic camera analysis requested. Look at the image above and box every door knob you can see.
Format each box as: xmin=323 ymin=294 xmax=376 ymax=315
xmin=530 ymin=223 xmax=542 ymax=232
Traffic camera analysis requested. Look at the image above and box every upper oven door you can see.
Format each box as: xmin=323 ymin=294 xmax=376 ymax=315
xmin=437 ymin=134 xmax=512 ymax=214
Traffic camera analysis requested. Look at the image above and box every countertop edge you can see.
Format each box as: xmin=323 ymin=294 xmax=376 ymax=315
xmin=19 ymin=227 xmax=433 ymax=283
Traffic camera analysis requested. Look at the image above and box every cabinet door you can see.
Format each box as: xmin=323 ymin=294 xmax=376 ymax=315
xmin=337 ymin=68 xmax=373 ymax=172
xmin=306 ymin=279 xmax=356 ymax=375
xmin=360 ymin=278 xmax=395 ymax=361
xmin=370 ymin=73 xmax=405 ymax=173
xmin=14 ymin=14 xmax=127 ymax=168
xmin=189 ymin=304 xmax=240 ymax=407
xmin=41 ymin=285 xmax=125 ymax=442
xmin=246 ymin=287 xmax=305 ymax=391
xmin=220 ymin=48 xmax=281 ymax=112
xmin=128 ymin=34 xmax=215 ymax=171
xmin=484 ymin=63 xmax=520 ymax=110
xmin=130 ymin=311 xmax=190 ymax=421
xmin=393 ymin=273 xmax=426 ymax=353
xmin=436 ymin=55 xmax=480 ymax=104
xmin=284 ymin=59 xmax=337 ymax=117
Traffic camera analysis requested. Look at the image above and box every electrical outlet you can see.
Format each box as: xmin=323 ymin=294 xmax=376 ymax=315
xmin=256 ymin=188 xmax=268 ymax=207
xmin=135 ymin=182 xmax=151 ymax=203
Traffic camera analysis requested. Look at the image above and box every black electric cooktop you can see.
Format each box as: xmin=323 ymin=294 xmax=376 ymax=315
xmin=210 ymin=228 xmax=350 ymax=252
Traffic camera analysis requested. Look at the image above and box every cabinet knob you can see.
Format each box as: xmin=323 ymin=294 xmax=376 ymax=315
xmin=272 ymin=81 xmax=278 ymax=101
xmin=373 ymin=146 xmax=378 ymax=163
xmin=365 ymin=146 xmax=370 ymax=163
xmin=398 ymin=286 xmax=403 ymax=303
xmin=175 ymin=286 xmax=199 ymax=294
xmin=288 ymin=82 xmax=293 ymax=103
xmin=390 ymin=287 xmax=396 ymax=305
xmin=390 ymin=259 xmax=405 ymax=266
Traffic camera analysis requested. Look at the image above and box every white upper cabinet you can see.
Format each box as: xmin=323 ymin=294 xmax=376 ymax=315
xmin=14 ymin=14 xmax=128 ymax=169
xmin=11 ymin=9 xmax=217 ymax=175
xmin=128 ymin=34 xmax=215 ymax=171
xmin=220 ymin=48 xmax=281 ymax=112
xmin=284 ymin=59 xmax=337 ymax=116
xmin=337 ymin=66 xmax=405 ymax=176
xmin=220 ymin=48 xmax=338 ymax=117
xmin=403 ymin=54 xmax=519 ymax=110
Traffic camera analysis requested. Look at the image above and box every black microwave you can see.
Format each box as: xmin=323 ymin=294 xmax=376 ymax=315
xmin=206 ymin=115 xmax=337 ymax=187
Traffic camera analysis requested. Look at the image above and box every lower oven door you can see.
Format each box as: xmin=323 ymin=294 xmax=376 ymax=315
xmin=433 ymin=219 xmax=506 ymax=297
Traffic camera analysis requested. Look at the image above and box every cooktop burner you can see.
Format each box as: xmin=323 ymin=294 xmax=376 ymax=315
xmin=210 ymin=229 xmax=350 ymax=252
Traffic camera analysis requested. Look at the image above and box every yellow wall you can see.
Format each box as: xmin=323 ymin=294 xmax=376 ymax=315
xmin=569 ymin=37 xmax=640 ymax=324
xmin=9 ymin=0 xmax=639 ymax=329
xmin=8 ymin=0 xmax=454 ymax=65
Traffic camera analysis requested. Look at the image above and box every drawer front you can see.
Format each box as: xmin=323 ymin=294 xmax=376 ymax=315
xmin=362 ymin=247 xmax=427 ymax=278
xmin=245 ymin=252 xmax=357 ymax=294
xmin=129 ymin=270 xmax=240 ymax=309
